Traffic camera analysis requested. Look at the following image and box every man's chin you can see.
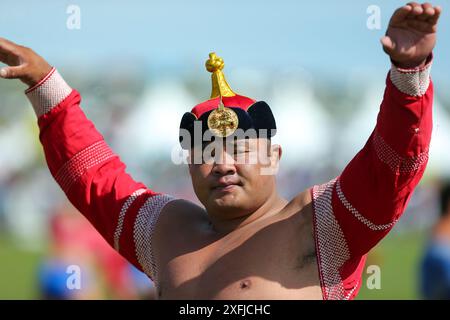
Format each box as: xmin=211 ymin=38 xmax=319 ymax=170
xmin=208 ymin=195 xmax=244 ymax=213
xmin=212 ymin=197 xmax=238 ymax=208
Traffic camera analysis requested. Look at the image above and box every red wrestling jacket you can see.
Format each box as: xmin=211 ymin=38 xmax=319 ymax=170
xmin=26 ymin=60 xmax=433 ymax=300
xmin=311 ymin=58 xmax=433 ymax=299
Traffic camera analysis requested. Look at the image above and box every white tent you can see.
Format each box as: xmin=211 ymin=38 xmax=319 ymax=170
xmin=270 ymin=76 xmax=333 ymax=168
xmin=114 ymin=81 xmax=196 ymax=166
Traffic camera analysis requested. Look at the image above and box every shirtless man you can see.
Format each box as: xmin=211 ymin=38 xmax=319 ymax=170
xmin=0 ymin=2 xmax=441 ymax=299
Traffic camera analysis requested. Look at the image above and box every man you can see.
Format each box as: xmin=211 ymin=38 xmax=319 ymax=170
xmin=0 ymin=2 xmax=441 ymax=299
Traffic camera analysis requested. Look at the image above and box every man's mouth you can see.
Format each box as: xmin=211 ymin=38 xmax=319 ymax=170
xmin=213 ymin=184 xmax=238 ymax=192
xmin=211 ymin=180 xmax=243 ymax=192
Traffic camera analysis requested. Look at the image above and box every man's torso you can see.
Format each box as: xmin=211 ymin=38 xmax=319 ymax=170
xmin=152 ymin=190 xmax=323 ymax=299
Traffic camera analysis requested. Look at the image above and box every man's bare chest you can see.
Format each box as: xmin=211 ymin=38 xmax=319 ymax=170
xmin=156 ymin=207 xmax=322 ymax=299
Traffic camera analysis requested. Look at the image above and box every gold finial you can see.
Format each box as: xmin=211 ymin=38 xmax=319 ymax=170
xmin=205 ymin=53 xmax=239 ymax=137
xmin=205 ymin=52 xmax=236 ymax=99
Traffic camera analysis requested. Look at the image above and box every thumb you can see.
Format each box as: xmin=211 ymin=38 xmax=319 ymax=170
xmin=380 ymin=36 xmax=396 ymax=55
xmin=0 ymin=65 xmax=25 ymax=79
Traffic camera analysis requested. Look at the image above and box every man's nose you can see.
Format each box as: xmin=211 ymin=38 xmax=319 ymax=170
xmin=212 ymin=150 xmax=236 ymax=176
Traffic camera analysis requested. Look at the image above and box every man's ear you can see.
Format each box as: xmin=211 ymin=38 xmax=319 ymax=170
xmin=270 ymin=144 xmax=282 ymax=165
xmin=260 ymin=143 xmax=281 ymax=176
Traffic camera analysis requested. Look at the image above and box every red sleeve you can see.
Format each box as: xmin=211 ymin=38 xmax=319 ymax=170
xmin=26 ymin=68 xmax=175 ymax=282
xmin=311 ymin=57 xmax=433 ymax=300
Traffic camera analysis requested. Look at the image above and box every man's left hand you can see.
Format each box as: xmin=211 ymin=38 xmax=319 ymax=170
xmin=382 ymin=2 xmax=441 ymax=68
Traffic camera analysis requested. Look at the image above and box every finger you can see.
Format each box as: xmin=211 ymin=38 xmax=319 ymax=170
xmin=0 ymin=37 xmax=19 ymax=55
xmin=427 ymin=5 xmax=442 ymax=24
xmin=422 ymin=2 xmax=435 ymax=15
xmin=0 ymin=65 xmax=25 ymax=79
xmin=0 ymin=38 xmax=21 ymax=66
xmin=406 ymin=2 xmax=424 ymax=17
xmin=418 ymin=3 xmax=434 ymax=20
xmin=407 ymin=2 xmax=420 ymax=7
xmin=0 ymin=51 xmax=20 ymax=66
xmin=390 ymin=5 xmax=413 ymax=24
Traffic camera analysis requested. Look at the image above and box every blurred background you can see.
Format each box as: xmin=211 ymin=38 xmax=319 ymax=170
xmin=0 ymin=0 xmax=449 ymax=299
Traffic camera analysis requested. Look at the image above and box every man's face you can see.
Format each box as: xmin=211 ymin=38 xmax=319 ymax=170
xmin=188 ymin=138 xmax=281 ymax=218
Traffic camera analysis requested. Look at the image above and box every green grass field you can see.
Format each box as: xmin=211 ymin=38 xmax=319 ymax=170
xmin=0 ymin=237 xmax=42 ymax=299
xmin=357 ymin=230 xmax=427 ymax=300
xmin=0 ymin=231 xmax=428 ymax=299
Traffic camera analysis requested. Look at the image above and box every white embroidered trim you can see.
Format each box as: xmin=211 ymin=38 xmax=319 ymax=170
xmin=54 ymin=140 xmax=115 ymax=192
xmin=312 ymin=178 xmax=352 ymax=300
xmin=373 ymin=131 xmax=428 ymax=174
xmin=343 ymin=279 xmax=359 ymax=300
xmin=336 ymin=178 xmax=397 ymax=231
xmin=390 ymin=63 xmax=431 ymax=97
xmin=133 ymin=194 xmax=175 ymax=283
xmin=113 ymin=188 xmax=147 ymax=251
xmin=26 ymin=68 xmax=72 ymax=117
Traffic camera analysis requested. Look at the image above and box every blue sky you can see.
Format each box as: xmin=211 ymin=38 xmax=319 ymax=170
xmin=0 ymin=0 xmax=449 ymax=81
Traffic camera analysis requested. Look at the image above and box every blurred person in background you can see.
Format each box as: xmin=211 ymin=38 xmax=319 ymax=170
xmin=38 ymin=204 xmax=101 ymax=299
xmin=38 ymin=203 xmax=156 ymax=299
xmin=0 ymin=2 xmax=442 ymax=299
xmin=420 ymin=181 xmax=450 ymax=299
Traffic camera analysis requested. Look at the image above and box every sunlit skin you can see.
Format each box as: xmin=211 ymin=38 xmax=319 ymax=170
xmin=0 ymin=2 xmax=441 ymax=299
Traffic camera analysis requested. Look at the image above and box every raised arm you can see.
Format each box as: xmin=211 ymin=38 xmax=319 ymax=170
xmin=0 ymin=38 xmax=175 ymax=282
xmin=310 ymin=3 xmax=441 ymax=299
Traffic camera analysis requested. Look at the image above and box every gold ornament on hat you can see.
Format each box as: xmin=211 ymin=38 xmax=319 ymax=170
xmin=206 ymin=52 xmax=239 ymax=138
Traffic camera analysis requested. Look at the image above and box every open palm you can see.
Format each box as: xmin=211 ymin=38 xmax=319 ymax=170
xmin=382 ymin=2 xmax=441 ymax=68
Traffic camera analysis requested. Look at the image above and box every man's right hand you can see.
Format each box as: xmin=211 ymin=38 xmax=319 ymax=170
xmin=0 ymin=38 xmax=52 ymax=87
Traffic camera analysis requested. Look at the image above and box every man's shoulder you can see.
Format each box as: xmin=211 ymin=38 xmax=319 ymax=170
xmin=280 ymin=187 xmax=314 ymax=234
xmin=157 ymin=198 xmax=207 ymax=232
xmin=288 ymin=188 xmax=313 ymax=217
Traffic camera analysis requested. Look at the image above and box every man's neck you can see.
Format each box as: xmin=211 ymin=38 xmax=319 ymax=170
xmin=208 ymin=192 xmax=288 ymax=235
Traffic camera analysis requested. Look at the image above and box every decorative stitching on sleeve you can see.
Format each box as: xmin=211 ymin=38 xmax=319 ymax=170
xmin=343 ymin=279 xmax=359 ymax=300
xmin=336 ymin=178 xmax=398 ymax=231
xmin=389 ymin=62 xmax=431 ymax=97
xmin=133 ymin=194 xmax=175 ymax=285
xmin=25 ymin=68 xmax=72 ymax=117
xmin=312 ymin=178 xmax=353 ymax=300
xmin=113 ymin=188 xmax=147 ymax=251
xmin=373 ymin=130 xmax=428 ymax=174
xmin=54 ymin=140 xmax=115 ymax=192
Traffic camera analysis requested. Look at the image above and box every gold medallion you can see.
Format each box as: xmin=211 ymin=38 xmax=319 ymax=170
xmin=207 ymin=106 xmax=239 ymax=138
